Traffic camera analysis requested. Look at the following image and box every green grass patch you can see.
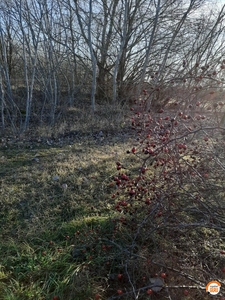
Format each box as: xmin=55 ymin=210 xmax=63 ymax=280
xmin=0 ymin=132 xmax=134 ymax=300
xmin=1 ymin=112 xmax=225 ymax=299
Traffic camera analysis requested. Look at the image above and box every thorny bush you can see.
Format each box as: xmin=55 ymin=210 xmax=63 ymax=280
xmin=108 ymin=89 xmax=225 ymax=299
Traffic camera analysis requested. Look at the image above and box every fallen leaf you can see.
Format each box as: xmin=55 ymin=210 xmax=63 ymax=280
xmin=149 ymin=277 xmax=164 ymax=292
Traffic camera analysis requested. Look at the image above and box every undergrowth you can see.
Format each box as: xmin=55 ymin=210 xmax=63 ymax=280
xmin=0 ymin=102 xmax=225 ymax=300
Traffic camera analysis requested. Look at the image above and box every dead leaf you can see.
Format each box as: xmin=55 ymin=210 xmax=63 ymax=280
xmin=149 ymin=277 xmax=164 ymax=292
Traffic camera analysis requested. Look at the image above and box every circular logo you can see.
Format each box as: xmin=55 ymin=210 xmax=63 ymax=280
xmin=206 ymin=281 xmax=221 ymax=295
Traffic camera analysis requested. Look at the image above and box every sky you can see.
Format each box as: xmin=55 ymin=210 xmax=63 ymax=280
xmin=203 ymin=0 xmax=225 ymax=11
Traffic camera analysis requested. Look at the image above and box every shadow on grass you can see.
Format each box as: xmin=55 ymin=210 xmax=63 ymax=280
xmin=0 ymin=133 xmax=137 ymax=299
xmin=1 ymin=123 xmax=225 ymax=299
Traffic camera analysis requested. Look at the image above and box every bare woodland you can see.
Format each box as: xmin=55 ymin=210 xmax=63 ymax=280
xmin=0 ymin=0 xmax=225 ymax=133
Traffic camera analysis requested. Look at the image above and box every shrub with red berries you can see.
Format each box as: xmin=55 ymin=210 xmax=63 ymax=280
xmin=109 ymin=75 xmax=225 ymax=298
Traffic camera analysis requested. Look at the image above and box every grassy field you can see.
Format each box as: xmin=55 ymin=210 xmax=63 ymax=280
xmin=0 ymin=137 xmax=128 ymax=299
xmin=0 ymin=105 xmax=135 ymax=299
xmin=1 ymin=105 xmax=225 ymax=300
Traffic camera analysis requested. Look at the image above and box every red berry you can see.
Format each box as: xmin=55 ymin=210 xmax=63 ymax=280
xmin=95 ymin=294 xmax=100 ymax=300
xmin=117 ymin=289 xmax=123 ymax=295
xmin=183 ymin=290 xmax=189 ymax=296
xmin=222 ymin=267 xmax=225 ymax=272
xmin=129 ymin=190 xmax=135 ymax=196
xmin=145 ymin=198 xmax=151 ymax=205
xmin=160 ymin=272 xmax=167 ymax=278
xmin=141 ymin=167 xmax=147 ymax=174
xmin=52 ymin=297 xmax=60 ymax=300
xmin=146 ymin=289 xmax=153 ymax=295
xmin=157 ymin=211 xmax=162 ymax=217
xmin=220 ymin=250 xmax=225 ymax=254
xmin=131 ymin=147 xmax=136 ymax=153
xmin=117 ymin=274 xmax=123 ymax=279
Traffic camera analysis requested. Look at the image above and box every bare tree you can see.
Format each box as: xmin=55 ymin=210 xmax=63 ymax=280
xmin=112 ymin=0 xmax=128 ymax=104
xmin=0 ymin=0 xmax=225 ymax=133
xmin=0 ymin=3 xmax=16 ymax=132
xmin=87 ymin=0 xmax=97 ymax=111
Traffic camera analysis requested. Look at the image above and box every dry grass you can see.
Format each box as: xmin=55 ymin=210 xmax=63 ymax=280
xmin=0 ymin=104 xmax=225 ymax=300
xmin=0 ymin=104 xmax=134 ymax=299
